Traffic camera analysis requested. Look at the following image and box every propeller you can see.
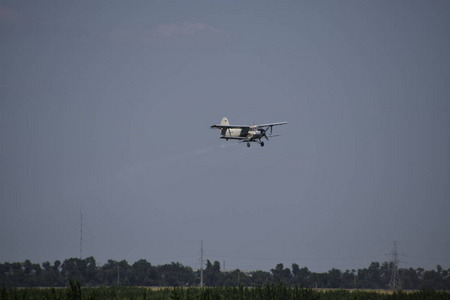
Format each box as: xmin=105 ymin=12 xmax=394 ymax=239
xmin=262 ymin=125 xmax=276 ymax=140
xmin=260 ymin=128 xmax=269 ymax=140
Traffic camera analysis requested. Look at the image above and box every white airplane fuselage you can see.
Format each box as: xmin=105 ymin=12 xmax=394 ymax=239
xmin=221 ymin=128 xmax=263 ymax=140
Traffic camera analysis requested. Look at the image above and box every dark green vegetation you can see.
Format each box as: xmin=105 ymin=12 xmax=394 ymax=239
xmin=2 ymin=284 xmax=450 ymax=300
xmin=1 ymin=257 xmax=449 ymax=290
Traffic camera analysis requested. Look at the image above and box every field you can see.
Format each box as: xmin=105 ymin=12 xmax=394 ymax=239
xmin=1 ymin=284 xmax=450 ymax=300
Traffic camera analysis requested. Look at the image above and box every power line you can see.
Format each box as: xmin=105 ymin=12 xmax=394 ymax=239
xmin=206 ymin=253 xmax=386 ymax=262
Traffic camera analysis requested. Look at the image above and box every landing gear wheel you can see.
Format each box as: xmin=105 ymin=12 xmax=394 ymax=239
xmin=260 ymin=142 xmax=265 ymax=147
xmin=247 ymin=143 xmax=251 ymax=147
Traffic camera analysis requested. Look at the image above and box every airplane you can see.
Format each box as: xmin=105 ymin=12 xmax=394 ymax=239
xmin=210 ymin=117 xmax=288 ymax=147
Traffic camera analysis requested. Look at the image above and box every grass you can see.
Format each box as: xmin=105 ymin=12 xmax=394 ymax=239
xmin=1 ymin=284 xmax=449 ymax=300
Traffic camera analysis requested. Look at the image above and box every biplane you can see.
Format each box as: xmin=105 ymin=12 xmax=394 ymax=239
xmin=210 ymin=117 xmax=287 ymax=147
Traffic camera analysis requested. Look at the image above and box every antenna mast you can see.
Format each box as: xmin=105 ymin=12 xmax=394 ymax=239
xmin=200 ymin=240 xmax=204 ymax=288
xmin=389 ymin=241 xmax=401 ymax=290
xmin=80 ymin=205 xmax=83 ymax=259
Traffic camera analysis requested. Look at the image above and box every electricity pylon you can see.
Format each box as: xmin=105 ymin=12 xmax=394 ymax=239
xmin=388 ymin=241 xmax=401 ymax=290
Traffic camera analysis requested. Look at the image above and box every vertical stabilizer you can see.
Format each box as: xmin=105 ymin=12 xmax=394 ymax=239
xmin=220 ymin=117 xmax=229 ymax=126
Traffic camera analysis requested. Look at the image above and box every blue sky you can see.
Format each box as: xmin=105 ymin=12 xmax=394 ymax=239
xmin=1 ymin=1 xmax=449 ymax=272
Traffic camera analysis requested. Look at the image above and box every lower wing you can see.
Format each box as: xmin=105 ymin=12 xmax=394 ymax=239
xmin=220 ymin=136 xmax=247 ymax=140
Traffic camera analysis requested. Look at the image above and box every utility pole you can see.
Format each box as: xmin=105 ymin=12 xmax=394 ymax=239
xmin=80 ymin=205 xmax=83 ymax=260
xmin=389 ymin=241 xmax=401 ymax=290
xmin=200 ymin=240 xmax=204 ymax=288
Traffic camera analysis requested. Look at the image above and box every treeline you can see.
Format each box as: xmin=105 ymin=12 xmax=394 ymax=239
xmin=1 ymin=257 xmax=449 ymax=290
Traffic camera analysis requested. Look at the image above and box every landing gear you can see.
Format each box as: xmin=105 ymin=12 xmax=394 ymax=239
xmin=247 ymin=141 xmax=265 ymax=147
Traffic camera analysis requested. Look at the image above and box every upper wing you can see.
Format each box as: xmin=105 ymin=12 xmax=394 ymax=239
xmin=257 ymin=122 xmax=288 ymax=127
xmin=210 ymin=124 xmax=251 ymax=129
xmin=211 ymin=121 xmax=287 ymax=129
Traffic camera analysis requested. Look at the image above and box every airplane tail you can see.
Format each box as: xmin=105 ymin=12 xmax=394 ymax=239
xmin=220 ymin=117 xmax=229 ymax=126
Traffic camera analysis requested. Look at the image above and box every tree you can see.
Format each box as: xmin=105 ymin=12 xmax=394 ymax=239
xmin=251 ymin=270 xmax=272 ymax=286
xmin=356 ymin=262 xmax=382 ymax=289
xmin=400 ymin=268 xmax=420 ymax=290
xmin=291 ymin=264 xmax=310 ymax=287
xmin=10 ymin=262 xmax=25 ymax=286
xmin=341 ymin=269 xmax=356 ymax=289
xmin=22 ymin=260 xmax=42 ymax=286
xmin=157 ymin=262 xmax=195 ymax=286
xmin=367 ymin=262 xmax=381 ymax=288
xmin=422 ymin=266 xmax=446 ymax=290
xmin=42 ymin=261 xmax=59 ymax=286
xmin=84 ymin=257 xmax=98 ymax=285
xmin=444 ymin=268 xmax=450 ymax=290
xmin=2 ymin=257 xmax=450 ymax=289
xmin=204 ymin=260 xmax=222 ymax=286
xmin=98 ymin=259 xmax=131 ymax=286
xmin=326 ymin=268 xmax=341 ymax=288
xmin=379 ymin=262 xmax=391 ymax=288
xmin=61 ymin=258 xmax=86 ymax=284
xmin=271 ymin=264 xmax=291 ymax=285
xmin=231 ymin=269 xmax=252 ymax=286
xmin=131 ymin=259 xmax=157 ymax=286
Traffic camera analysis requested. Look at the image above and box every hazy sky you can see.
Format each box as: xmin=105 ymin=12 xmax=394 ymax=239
xmin=1 ymin=1 xmax=449 ymax=273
